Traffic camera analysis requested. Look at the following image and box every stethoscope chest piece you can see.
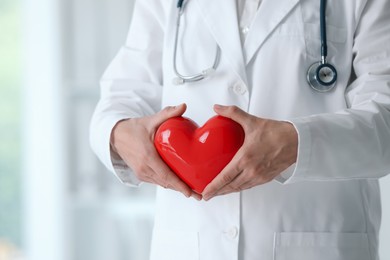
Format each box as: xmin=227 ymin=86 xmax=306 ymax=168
xmin=307 ymin=61 xmax=337 ymax=92
xmin=305 ymin=0 xmax=339 ymax=93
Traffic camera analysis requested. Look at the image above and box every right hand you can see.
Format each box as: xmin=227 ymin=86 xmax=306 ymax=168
xmin=111 ymin=104 xmax=201 ymax=200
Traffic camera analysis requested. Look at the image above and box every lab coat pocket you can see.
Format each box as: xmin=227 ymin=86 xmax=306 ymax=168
xmin=149 ymin=227 xmax=199 ymax=260
xmin=303 ymin=23 xmax=347 ymax=58
xmin=273 ymin=232 xmax=371 ymax=260
xmin=274 ymin=22 xmax=347 ymax=61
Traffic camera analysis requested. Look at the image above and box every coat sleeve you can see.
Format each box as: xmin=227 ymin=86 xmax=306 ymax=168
xmin=89 ymin=0 xmax=168 ymax=186
xmin=284 ymin=0 xmax=390 ymax=183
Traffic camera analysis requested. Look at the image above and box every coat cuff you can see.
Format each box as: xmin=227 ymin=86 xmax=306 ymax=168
xmin=110 ymin=144 xmax=142 ymax=187
xmin=274 ymin=118 xmax=312 ymax=184
xmin=90 ymin=114 xmax=142 ymax=187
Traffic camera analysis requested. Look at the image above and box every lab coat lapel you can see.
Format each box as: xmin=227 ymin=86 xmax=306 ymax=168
xmin=244 ymin=0 xmax=300 ymax=65
xmin=196 ymin=0 xmax=248 ymax=85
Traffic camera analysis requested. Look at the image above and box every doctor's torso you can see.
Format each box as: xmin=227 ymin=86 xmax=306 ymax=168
xmin=146 ymin=1 xmax=381 ymax=260
xmin=88 ymin=0 xmax=390 ymax=258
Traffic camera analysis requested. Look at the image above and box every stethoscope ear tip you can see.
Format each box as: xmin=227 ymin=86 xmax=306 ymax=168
xmin=173 ymin=77 xmax=185 ymax=85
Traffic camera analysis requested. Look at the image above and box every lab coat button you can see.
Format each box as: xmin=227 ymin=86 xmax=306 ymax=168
xmin=233 ymin=84 xmax=247 ymax=95
xmin=225 ymin=227 xmax=239 ymax=239
xmin=242 ymin=26 xmax=250 ymax=35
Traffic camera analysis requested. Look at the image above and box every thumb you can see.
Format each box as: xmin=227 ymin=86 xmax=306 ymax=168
xmin=213 ymin=104 xmax=250 ymax=125
xmin=154 ymin=103 xmax=187 ymax=125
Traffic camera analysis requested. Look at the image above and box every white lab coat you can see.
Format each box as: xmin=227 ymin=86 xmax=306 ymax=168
xmin=90 ymin=0 xmax=390 ymax=259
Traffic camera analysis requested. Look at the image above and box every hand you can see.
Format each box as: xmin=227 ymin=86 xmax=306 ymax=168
xmin=202 ymin=105 xmax=298 ymax=201
xmin=111 ymin=104 xmax=202 ymax=200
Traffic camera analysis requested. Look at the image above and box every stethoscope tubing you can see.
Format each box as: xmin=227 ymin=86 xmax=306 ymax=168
xmin=172 ymin=4 xmax=221 ymax=84
xmin=320 ymin=0 xmax=328 ymax=62
xmin=173 ymin=0 xmax=338 ymax=92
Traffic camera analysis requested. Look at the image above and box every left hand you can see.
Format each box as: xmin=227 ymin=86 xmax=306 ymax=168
xmin=202 ymin=105 xmax=298 ymax=201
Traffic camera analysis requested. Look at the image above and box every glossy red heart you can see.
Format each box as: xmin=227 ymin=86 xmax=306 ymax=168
xmin=154 ymin=115 xmax=245 ymax=194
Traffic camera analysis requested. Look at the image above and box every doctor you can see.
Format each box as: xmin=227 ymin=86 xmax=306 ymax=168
xmin=90 ymin=0 xmax=390 ymax=259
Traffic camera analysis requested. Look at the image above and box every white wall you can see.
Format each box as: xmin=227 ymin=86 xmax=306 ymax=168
xmin=22 ymin=0 xmax=68 ymax=259
xmin=61 ymin=0 xmax=157 ymax=259
xmin=23 ymin=0 xmax=157 ymax=259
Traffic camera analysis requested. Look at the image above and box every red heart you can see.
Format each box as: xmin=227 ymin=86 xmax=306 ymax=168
xmin=154 ymin=115 xmax=245 ymax=194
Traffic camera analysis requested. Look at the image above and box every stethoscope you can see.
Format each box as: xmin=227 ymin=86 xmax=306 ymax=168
xmin=306 ymin=0 xmax=338 ymax=92
xmin=173 ymin=0 xmax=338 ymax=93
xmin=173 ymin=0 xmax=221 ymax=85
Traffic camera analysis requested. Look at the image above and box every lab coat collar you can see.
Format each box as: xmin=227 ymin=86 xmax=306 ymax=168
xmin=195 ymin=0 xmax=248 ymax=86
xmin=243 ymin=0 xmax=300 ymax=65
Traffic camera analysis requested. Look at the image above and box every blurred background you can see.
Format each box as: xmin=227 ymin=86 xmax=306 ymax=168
xmin=0 ymin=0 xmax=389 ymax=259
xmin=1 ymin=0 xmax=155 ymax=259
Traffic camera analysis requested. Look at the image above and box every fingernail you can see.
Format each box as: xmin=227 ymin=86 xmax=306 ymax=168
xmin=214 ymin=104 xmax=226 ymax=110
xmin=191 ymin=194 xmax=201 ymax=201
xmin=203 ymin=194 xmax=212 ymax=201
xmin=175 ymin=103 xmax=185 ymax=109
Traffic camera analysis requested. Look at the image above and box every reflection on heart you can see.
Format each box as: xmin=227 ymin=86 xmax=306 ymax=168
xmin=154 ymin=116 xmax=245 ymax=193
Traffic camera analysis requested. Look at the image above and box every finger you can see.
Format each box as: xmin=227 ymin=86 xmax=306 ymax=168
xmin=213 ymin=178 xmax=254 ymax=197
xmin=153 ymin=103 xmax=187 ymax=126
xmin=213 ymin=171 xmax=249 ymax=197
xmin=237 ymin=181 xmax=256 ymax=191
xmin=151 ymin=168 xmax=192 ymax=197
xmin=191 ymin=192 xmax=202 ymax=201
xmin=136 ymin=165 xmax=159 ymax=184
xmin=157 ymin=169 xmax=192 ymax=197
xmin=218 ymin=170 xmax=277 ymax=195
xmin=213 ymin=104 xmax=251 ymax=126
xmin=202 ymin=154 xmax=243 ymax=200
xmin=149 ymin=153 xmax=193 ymax=197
